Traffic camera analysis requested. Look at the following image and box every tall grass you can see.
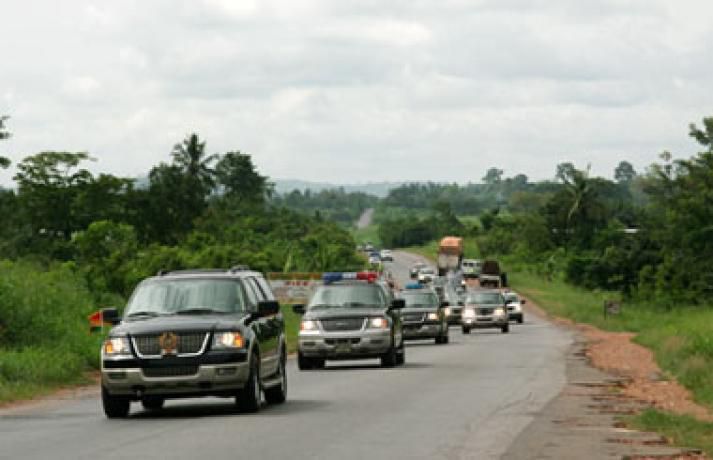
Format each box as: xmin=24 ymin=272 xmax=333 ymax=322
xmin=0 ymin=261 xmax=103 ymax=402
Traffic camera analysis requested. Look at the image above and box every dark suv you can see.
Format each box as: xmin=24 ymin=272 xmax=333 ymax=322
xmin=100 ymin=267 xmax=287 ymax=418
xmin=293 ymin=272 xmax=405 ymax=369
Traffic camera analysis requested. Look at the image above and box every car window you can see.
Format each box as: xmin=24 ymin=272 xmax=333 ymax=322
xmin=308 ymin=284 xmax=387 ymax=309
xmin=401 ymin=292 xmax=439 ymax=308
xmin=125 ymin=279 xmax=247 ymax=315
xmin=254 ymin=276 xmax=276 ymax=301
xmin=242 ymin=279 xmax=260 ymax=308
xmin=466 ymin=292 xmax=504 ymax=304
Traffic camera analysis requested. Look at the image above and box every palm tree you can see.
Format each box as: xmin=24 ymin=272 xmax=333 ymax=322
xmin=170 ymin=133 xmax=218 ymax=191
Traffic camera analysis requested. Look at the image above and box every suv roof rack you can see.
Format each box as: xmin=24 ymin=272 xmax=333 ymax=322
xmin=229 ymin=265 xmax=251 ymax=272
xmin=158 ymin=269 xmax=231 ymax=276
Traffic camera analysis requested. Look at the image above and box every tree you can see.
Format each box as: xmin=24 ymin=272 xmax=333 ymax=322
xmin=614 ymin=161 xmax=636 ymax=183
xmin=0 ymin=115 xmax=10 ymax=169
xmin=171 ymin=133 xmax=217 ymax=192
xmin=482 ymin=167 xmax=503 ymax=185
xmin=689 ymin=117 xmax=713 ymax=152
xmin=215 ymin=151 xmax=272 ymax=207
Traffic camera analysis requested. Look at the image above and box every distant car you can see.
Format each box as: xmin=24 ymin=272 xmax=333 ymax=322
xmin=461 ymin=259 xmax=482 ymax=279
xmin=364 ymin=243 xmax=375 ymax=252
xmin=368 ymin=253 xmax=381 ymax=265
xmin=293 ymin=272 xmax=405 ymax=369
xmin=461 ymin=290 xmax=510 ymax=334
xmin=410 ymin=262 xmax=426 ymax=279
xmin=503 ymin=291 xmax=525 ymax=324
xmin=417 ymin=267 xmax=436 ymax=284
xmin=399 ymin=284 xmax=449 ymax=344
xmin=380 ymin=249 xmax=393 ymax=262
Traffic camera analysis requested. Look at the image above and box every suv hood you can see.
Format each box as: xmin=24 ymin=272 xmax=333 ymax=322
xmin=111 ymin=313 xmax=250 ymax=336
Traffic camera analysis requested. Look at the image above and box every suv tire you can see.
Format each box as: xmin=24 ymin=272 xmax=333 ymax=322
xmin=381 ymin=343 xmax=398 ymax=368
xmin=501 ymin=323 xmax=510 ymax=334
xmin=141 ymin=396 xmax=165 ymax=411
xmin=102 ymin=386 xmax=130 ymax=419
xmin=462 ymin=326 xmax=471 ymax=334
xmin=265 ymin=352 xmax=287 ymax=404
xmin=396 ymin=338 xmax=406 ymax=366
xmin=236 ymin=354 xmax=261 ymax=413
xmin=298 ymin=352 xmax=325 ymax=370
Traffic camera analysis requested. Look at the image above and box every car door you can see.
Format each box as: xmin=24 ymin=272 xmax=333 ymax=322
xmin=245 ymin=277 xmax=279 ymax=377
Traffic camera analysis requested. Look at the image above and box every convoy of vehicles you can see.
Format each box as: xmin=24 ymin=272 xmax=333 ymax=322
xmin=461 ymin=290 xmax=510 ymax=334
xmin=399 ymin=283 xmax=449 ymax=344
xmin=293 ymin=272 xmax=406 ymax=369
xmin=100 ymin=267 xmax=287 ymax=418
xmin=98 ymin=246 xmax=525 ymax=418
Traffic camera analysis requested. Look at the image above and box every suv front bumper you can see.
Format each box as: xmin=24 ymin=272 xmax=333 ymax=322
xmin=462 ymin=314 xmax=508 ymax=328
xmin=102 ymin=352 xmax=250 ymax=398
xmin=299 ymin=329 xmax=392 ymax=359
xmin=403 ymin=322 xmax=442 ymax=339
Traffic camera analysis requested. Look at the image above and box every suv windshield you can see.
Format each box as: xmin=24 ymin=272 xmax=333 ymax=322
xmin=125 ymin=278 xmax=247 ymax=316
xmin=504 ymin=293 xmax=519 ymax=303
xmin=401 ymin=292 xmax=438 ymax=308
xmin=308 ymin=284 xmax=385 ymax=309
xmin=466 ymin=292 xmax=503 ymax=305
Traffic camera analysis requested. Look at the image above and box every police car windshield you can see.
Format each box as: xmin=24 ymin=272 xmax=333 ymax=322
xmin=308 ymin=284 xmax=386 ymax=309
xmin=401 ymin=292 xmax=438 ymax=308
xmin=467 ymin=292 xmax=503 ymax=305
xmin=125 ymin=279 xmax=247 ymax=316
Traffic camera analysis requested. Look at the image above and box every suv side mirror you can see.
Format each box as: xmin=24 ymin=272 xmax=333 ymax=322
xmin=292 ymin=304 xmax=306 ymax=315
xmin=102 ymin=308 xmax=121 ymax=325
xmin=390 ymin=299 xmax=405 ymax=310
xmin=521 ymin=299 xmax=527 ymax=305
xmin=257 ymin=300 xmax=280 ymax=317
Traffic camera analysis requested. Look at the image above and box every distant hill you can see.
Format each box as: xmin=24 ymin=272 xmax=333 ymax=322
xmin=273 ymin=179 xmax=406 ymax=198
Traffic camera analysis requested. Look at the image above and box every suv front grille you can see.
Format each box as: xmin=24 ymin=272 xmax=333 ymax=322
xmin=320 ymin=318 xmax=365 ymax=332
xmin=477 ymin=308 xmax=494 ymax=316
xmin=142 ymin=366 xmax=199 ymax=378
xmin=132 ymin=332 xmax=208 ymax=357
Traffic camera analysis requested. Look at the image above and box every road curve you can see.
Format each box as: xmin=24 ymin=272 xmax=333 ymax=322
xmin=0 ymin=251 xmax=572 ymax=460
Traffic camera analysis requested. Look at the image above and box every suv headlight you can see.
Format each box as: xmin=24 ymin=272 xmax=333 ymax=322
xmin=463 ymin=308 xmax=475 ymax=319
xmin=103 ymin=337 xmax=131 ymax=356
xmin=368 ymin=317 xmax=389 ymax=329
xmin=494 ymin=307 xmax=506 ymax=316
xmin=426 ymin=312 xmax=439 ymax=321
xmin=213 ymin=331 xmax=245 ymax=349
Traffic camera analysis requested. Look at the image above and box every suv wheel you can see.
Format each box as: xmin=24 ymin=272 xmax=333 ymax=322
xmin=501 ymin=323 xmax=510 ymax=334
xmin=462 ymin=326 xmax=471 ymax=334
xmin=517 ymin=316 xmax=524 ymax=324
xmin=395 ymin=338 xmax=406 ymax=366
xmin=381 ymin=339 xmax=399 ymax=368
xmin=102 ymin=386 xmax=130 ymax=419
xmin=236 ymin=354 xmax=261 ymax=413
xmin=265 ymin=352 xmax=287 ymax=404
xmin=141 ymin=396 xmax=165 ymax=411
xmin=298 ymin=352 xmax=323 ymax=370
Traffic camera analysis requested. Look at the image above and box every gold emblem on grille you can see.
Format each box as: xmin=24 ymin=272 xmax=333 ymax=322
xmin=159 ymin=332 xmax=179 ymax=355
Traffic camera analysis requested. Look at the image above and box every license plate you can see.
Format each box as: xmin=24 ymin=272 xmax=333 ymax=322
xmin=335 ymin=343 xmax=351 ymax=353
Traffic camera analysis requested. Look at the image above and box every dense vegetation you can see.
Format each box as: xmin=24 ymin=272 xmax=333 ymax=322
xmin=271 ymin=188 xmax=377 ymax=226
xmin=0 ymin=117 xmax=363 ymax=400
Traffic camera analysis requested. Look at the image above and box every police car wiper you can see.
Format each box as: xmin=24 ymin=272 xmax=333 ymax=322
xmin=126 ymin=311 xmax=162 ymax=318
xmin=175 ymin=307 xmax=226 ymax=315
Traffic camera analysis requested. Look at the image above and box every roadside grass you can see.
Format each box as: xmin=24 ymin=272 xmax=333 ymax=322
xmin=627 ymin=409 xmax=713 ymax=456
xmin=281 ymin=303 xmax=301 ymax=354
xmin=0 ymin=261 xmax=103 ymax=404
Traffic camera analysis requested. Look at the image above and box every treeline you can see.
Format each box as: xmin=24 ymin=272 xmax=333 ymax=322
xmin=0 ymin=124 xmax=363 ymax=300
xmin=271 ymin=188 xmax=377 ymax=225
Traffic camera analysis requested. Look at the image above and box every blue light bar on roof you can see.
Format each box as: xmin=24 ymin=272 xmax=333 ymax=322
xmin=405 ymin=282 xmax=423 ymax=290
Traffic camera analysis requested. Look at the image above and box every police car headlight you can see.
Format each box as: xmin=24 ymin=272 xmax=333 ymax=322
xmin=368 ymin=317 xmax=389 ymax=329
xmin=494 ymin=307 xmax=506 ymax=316
xmin=426 ymin=312 xmax=439 ymax=321
xmin=213 ymin=331 xmax=245 ymax=349
xmin=103 ymin=337 xmax=130 ymax=356
xmin=300 ymin=320 xmax=319 ymax=332
xmin=463 ymin=308 xmax=476 ymax=319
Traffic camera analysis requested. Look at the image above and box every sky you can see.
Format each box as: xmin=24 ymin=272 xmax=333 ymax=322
xmin=1 ymin=0 xmax=712 ymax=187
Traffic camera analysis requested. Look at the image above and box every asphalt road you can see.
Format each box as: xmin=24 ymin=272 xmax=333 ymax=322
xmin=0 ymin=251 xmax=572 ymax=460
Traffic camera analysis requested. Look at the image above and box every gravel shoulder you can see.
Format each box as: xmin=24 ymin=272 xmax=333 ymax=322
xmin=503 ymin=297 xmax=707 ymax=459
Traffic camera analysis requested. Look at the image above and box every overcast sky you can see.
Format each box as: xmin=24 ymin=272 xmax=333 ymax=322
xmin=1 ymin=0 xmax=712 ymax=187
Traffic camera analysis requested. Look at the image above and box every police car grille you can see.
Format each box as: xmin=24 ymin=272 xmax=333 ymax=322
xmin=320 ymin=318 xmax=365 ymax=331
xmin=402 ymin=313 xmax=425 ymax=323
xmin=142 ymin=366 xmax=199 ymax=378
xmin=133 ymin=333 xmax=207 ymax=356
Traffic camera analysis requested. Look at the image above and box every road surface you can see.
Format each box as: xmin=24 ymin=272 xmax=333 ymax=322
xmin=0 ymin=251 xmax=572 ymax=460
xmin=355 ymin=207 xmax=374 ymax=229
